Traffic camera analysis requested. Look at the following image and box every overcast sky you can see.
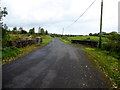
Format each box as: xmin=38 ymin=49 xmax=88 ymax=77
xmin=1 ymin=0 xmax=119 ymax=35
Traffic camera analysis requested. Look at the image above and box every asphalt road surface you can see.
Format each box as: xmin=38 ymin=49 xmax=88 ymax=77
xmin=3 ymin=38 xmax=107 ymax=88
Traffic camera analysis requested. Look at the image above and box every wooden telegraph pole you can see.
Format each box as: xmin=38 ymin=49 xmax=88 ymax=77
xmin=99 ymin=0 xmax=103 ymax=48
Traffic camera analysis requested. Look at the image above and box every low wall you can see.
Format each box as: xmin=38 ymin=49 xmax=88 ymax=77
xmin=71 ymin=40 xmax=98 ymax=47
xmin=7 ymin=38 xmax=42 ymax=48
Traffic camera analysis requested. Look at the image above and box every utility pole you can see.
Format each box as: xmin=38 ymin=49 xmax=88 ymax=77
xmin=99 ymin=0 xmax=103 ymax=48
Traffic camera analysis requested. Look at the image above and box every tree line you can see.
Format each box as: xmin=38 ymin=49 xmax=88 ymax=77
xmin=9 ymin=27 xmax=49 ymax=35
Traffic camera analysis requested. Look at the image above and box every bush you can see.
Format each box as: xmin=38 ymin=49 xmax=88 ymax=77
xmin=62 ymin=36 xmax=69 ymax=40
xmin=2 ymin=28 xmax=10 ymax=47
xmin=102 ymin=41 xmax=120 ymax=58
xmin=2 ymin=47 xmax=22 ymax=60
xmin=100 ymin=32 xmax=120 ymax=58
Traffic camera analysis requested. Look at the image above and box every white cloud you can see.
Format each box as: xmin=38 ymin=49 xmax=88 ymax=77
xmin=1 ymin=0 xmax=119 ymax=35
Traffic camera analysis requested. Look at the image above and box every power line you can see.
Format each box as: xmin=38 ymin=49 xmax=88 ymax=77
xmin=65 ymin=0 xmax=97 ymax=29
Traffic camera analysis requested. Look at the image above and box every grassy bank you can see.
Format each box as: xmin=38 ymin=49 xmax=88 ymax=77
xmin=85 ymin=47 xmax=119 ymax=88
xmin=68 ymin=36 xmax=110 ymax=42
xmin=61 ymin=38 xmax=119 ymax=88
xmin=66 ymin=36 xmax=120 ymax=59
xmin=42 ymin=36 xmax=53 ymax=44
xmin=2 ymin=36 xmax=52 ymax=65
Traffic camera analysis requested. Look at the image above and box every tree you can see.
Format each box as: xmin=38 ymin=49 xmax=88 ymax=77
xmin=18 ymin=27 xmax=23 ymax=31
xmin=40 ymin=28 xmax=45 ymax=35
xmin=13 ymin=27 xmax=17 ymax=31
xmin=45 ymin=30 xmax=48 ymax=35
xmin=89 ymin=33 xmax=92 ymax=36
xmin=3 ymin=24 xmax=8 ymax=30
xmin=93 ymin=33 xmax=98 ymax=36
xmin=109 ymin=31 xmax=118 ymax=35
xmin=0 ymin=7 xmax=8 ymax=21
xmin=102 ymin=32 xmax=107 ymax=35
xmin=2 ymin=24 xmax=8 ymax=38
xmin=98 ymin=32 xmax=107 ymax=35
xmin=0 ymin=7 xmax=9 ymax=46
xmin=12 ymin=27 xmax=17 ymax=33
xmin=107 ymin=31 xmax=119 ymax=41
xmin=2 ymin=27 xmax=7 ymax=38
xmin=12 ymin=27 xmax=18 ymax=34
xmin=18 ymin=27 xmax=27 ymax=34
xmin=0 ymin=7 xmax=8 ymax=36
xmin=21 ymin=30 xmax=27 ymax=34
xmin=29 ymin=28 xmax=35 ymax=34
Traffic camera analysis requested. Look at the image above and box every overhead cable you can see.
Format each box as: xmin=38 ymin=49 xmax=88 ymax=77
xmin=65 ymin=0 xmax=97 ymax=28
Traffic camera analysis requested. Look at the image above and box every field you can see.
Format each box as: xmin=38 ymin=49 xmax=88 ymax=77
xmin=65 ymin=35 xmax=120 ymax=58
xmin=68 ymin=36 xmax=110 ymax=42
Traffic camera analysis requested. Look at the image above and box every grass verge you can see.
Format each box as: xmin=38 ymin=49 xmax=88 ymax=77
xmin=61 ymin=38 xmax=119 ymax=89
xmin=42 ymin=36 xmax=53 ymax=44
xmin=84 ymin=48 xmax=119 ymax=88
xmin=2 ymin=37 xmax=52 ymax=65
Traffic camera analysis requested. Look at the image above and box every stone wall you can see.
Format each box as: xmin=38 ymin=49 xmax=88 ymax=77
xmin=71 ymin=40 xmax=98 ymax=47
xmin=6 ymin=38 xmax=42 ymax=48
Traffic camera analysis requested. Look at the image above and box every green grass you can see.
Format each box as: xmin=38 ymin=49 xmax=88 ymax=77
xmin=60 ymin=38 xmax=71 ymax=44
xmin=8 ymin=34 xmax=42 ymax=41
xmin=68 ymin=36 xmax=110 ymax=42
xmin=85 ymin=47 xmax=119 ymax=88
xmin=61 ymin=38 xmax=119 ymax=88
xmin=2 ymin=44 xmax=40 ymax=65
xmin=2 ymin=35 xmax=53 ymax=65
xmin=8 ymin=34 xmax=29 ymax=41
xmin=2 ymin=47 xmax=23 ymax=60
xmin=42 ymin=36 xmax=53 ymax=44
xmin=67 ymin=36 xmax=120 ymax=58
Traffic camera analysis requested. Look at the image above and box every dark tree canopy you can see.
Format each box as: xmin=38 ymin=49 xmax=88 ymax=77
xmin=0 ymin=7 xmax=8 ymax=21
xmin=107 ymin=31 xmax=119 ymax=41
xmin=40 ymin=28 xmax=45 ymax=35
xmin=45 ymin=30 xmax=48 ymax=35
xmin=89 ymin=33 xmax=92 ymax=36
xmin=29 ymin=28 xmax=35 ymax=34
xmin=13 ymin=27 xmax=17 ymax=31
xmin=21 ymin=30 xmax=27 ymax=34
xmin=19 ymin=27 xmax=23 ymax=31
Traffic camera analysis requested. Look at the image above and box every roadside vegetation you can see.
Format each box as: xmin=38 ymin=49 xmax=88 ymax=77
xmin=0 ymin=6 xmax=54 ymax=65
xmin=2 ymin=26 xmax=54 ymax=63
xmin=68 ymin=36 xmax=109 ymax=42
xmin=85 ymin=47 xmax=119 ymax=88
xmin=41 ymin=35 xmax=53 ymax=44
xmin=2 ymin=35 xmax=52 ymax=65
xmin=61 ymin=32 xmax=120 ymax=88
xmin=62 ymin=32 xmax=120 ymax=59
xmin=2 ymin=23 xmax=52 ymax=65
xmin=1 ymin=7 xmax=59 ymax=65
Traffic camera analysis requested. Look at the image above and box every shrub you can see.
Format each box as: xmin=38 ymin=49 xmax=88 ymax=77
xmin=102 ymin=41 xmax=120 ymax=58
xmin=2 ymin=47 xmax=22 ymax=60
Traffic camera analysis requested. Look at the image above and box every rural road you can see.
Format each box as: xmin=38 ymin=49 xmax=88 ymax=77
xmin=3 ymin=38 xmax=107 ymax=88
